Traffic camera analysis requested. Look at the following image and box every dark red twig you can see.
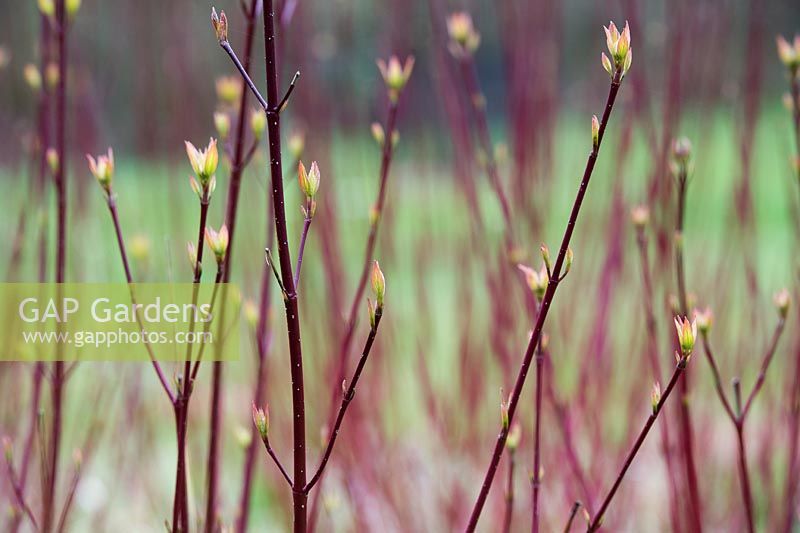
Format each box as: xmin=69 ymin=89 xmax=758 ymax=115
xmin=465 ymin=67 xmax=624 ymax=532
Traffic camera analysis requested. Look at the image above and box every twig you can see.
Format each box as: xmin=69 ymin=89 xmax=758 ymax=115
xmin=563 ymin=501 xmax=582 ymax=533
xmin=293 ymin=215 xmax=312 ymax=289
xmin=305 ymin=310 xmax=383 ymax=492
xmin=501 ymin=448 xmax=516 ymax=533
xmin=465 ymin=65 xmax=624 ymax=533
xmin=260 ymin=436 xmax=293 ymax=487
xmin=587 ymin=357 xmax=689 ymax=531
xmin=277 ymin=71 xmax=301 ymax=113
xmin=4 ymin=456 xmax=39 ymax=531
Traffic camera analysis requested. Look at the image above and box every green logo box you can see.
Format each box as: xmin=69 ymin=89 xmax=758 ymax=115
xmin=0 ymin=283 xmax=241 ymax=362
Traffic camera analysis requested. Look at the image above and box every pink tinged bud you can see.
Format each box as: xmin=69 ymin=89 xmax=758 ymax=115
xmin=777 ymin=35 xmax=798 ymax=68
xmin=564 ymin=247 xmax=574 ymax=276
xmin=591 ymin=115 xmax=599 ymax=149
xmin=671 ymin=136 xmax=692 ymax=164
xmin=189 ymin=176 xmax=202 ymax=198
xmin=674 ymin=316 xmax=697 ymax=358
xmin=87 ymin=148 xmax=115 ymax=192
xmin=2 ymin=436 xmax=11 ymax=463
xmin=371 ymin=261 xmax=385 ymax=308
xmin=506 ymin=422 xmax=522 ymax=450
xmin=774 ymin=289 xmax=790 ymax=318
xmin=204 ymin=225 xmax=229 ymax=264
xmin=46 ymin=148 xmax=59 ymax=174
xmin=693 ymin=307 xmax=713 ymax=335
xmin=500 ymin=390 xmax=510 ymax=430
xmin=185 ymin=139 xmax=218 ymax=186
xmin=601 ymin=52 xmax=613 ymax=76
xmin=371 ymin=122 xmax=385 ymax=146
xmin=377 ymin=55 xmax=414 ymax=100
xmin=187 ymin=242 xmax=199 ymax=273
xmin=252 ymin=402 xmax=269 ymax=440
xmin=651 ymin=382 xmax=661 ymax=414
xmin=214 ymin=112 xmax=230 ymax=139
xmin=631 ymin=205 xmax=649 ymax=227
xmin=211 ymin=8 xmax=228 ymax=43
xmin=297 ymin=161 xmax=320 ymax=199
xmin=540 ymin=244 xmax=551 ymax=272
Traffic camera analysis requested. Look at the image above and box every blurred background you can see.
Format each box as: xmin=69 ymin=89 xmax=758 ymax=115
xmin=1 ymin=0 xmax=800 ymax=531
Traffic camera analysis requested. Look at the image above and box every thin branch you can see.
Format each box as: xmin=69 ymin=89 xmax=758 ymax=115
xmin=220 ymin=40 xmax=269 ymax=111
xmin=700 ymin=336 xmax=737 ymax=423
xmin=265 ymin=248 xmax=287 ymax=297
xmin=305 ymin=310 xmax=383 ymax=492
xmin=106 ymin=195 xmax=175 ymax=404
xmin=563 ymin=501 xmax=582 ymax=533
xmin=742 ymin=317 xmax=786 ymax=417
xmin=465 ymin=66 xmax=624 ymax=532
xmin=260 ymin=436 xmax=293 ymax=488
xmin=4 ymin=458 xmax=39 ymax=531
xmin=277 ymin=71 xmax=301 ymax=113
xmin=587 ymin=357 xmax=689 ymax=531
xmin=293 ymin=215 xmax=313 ymax=289
xmin=501 ymin=449 xmax=516 ymax=533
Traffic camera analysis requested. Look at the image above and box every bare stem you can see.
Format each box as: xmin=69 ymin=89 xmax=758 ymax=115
xmin=294 ymin=214 xmax=313 ymax=289
xmin=501 ymin=450 xmax=516 ymax=533
xmin=305 ymin=309 xmax=383 ymax=492
xmin=465 ymin=67 xmax=623 ymax=532
xmin=587 ymin=358 xmax=689 ymax=531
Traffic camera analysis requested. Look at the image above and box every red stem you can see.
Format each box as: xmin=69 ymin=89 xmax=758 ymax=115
xmin=45 ymin=3 xmax=68 ymax=529
xmin=305 ymin=310 xmax=383 ymax=492
xmin=261 ymin=1 xmax=308 ymax=529
xmin=465 ymin=68 xmax=623 ymax=532
xmin=587 ymin=359 xmax=687 ymax=531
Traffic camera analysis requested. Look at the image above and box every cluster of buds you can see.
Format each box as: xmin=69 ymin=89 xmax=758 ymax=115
xmin=774 ymin=289 xmax=791 ymax=318
xmin=518 ymin=263 xmax=548 ymax=302
xmin=447 ymin=12 xmax=481 ymax=58
xmin=377 ymin=55 xmax=415 ymax=103
xmin=368 ymin=261 xmax=386 ymax=329
xmin=204 ymin=225 xmax=229 ymax=265
xmin=297 ymin=161 xmax=321 ymax=218
xmin=211 ymin=7 xmax=228 ymax=44
xmin=694 ymin=307 xmax=713 ymax=335
xmin=670 ymin=136 xmax=693 ymax=178
xmin=777 ymin=35 xmax=800 ymax=71
xmin=651 ymin=382 xmax=661 ymax=414
xmin=39 ymin=0 xmax=81 ymax=18
xmin=674 ymin=316 xmax=697 ymax=360
xmin=87 ymin=148 xmax=115 ymax=195
xmin=216 ymin=76 xmax=242 ymax=107
xmin=252 ymin=402 xmax=269 ymax=441
xmin=601 ymin=21 xmax=632 ymax=79
xmin=23 ymin=64 xmax=42 ymax=92
xmin=251 ymin=109 xmax=266 ymax=141
xmin=186 ymin=139 xmax=219 ymax=199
